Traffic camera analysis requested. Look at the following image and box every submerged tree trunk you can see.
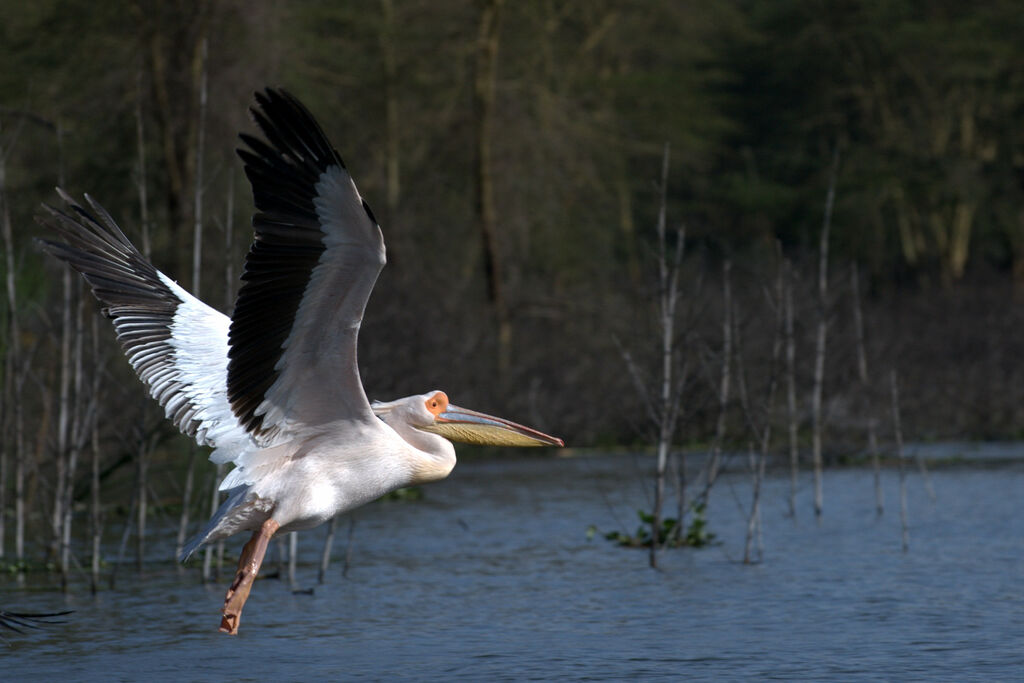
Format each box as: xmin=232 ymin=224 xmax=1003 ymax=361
xmin=318 ymin=516 xmax=338 ymax=584
xmin=136 ymin=432 xmax=149 ymax=572
xmin=811 ymin=145 xmax=840 ymax=519
xmin=342 ymin=516 xmax=356 ymax=579
xmin=191 ymin=35 xmax=207 ymax=299
xmin=136 ymin=63 xmax=152 ymax=259
xmin=175 ymin=449 xmax=196 ymax=564
xmin=202 ymin=463 xmax=224 ymax=581
xmin=744 ymin=445 xmax=766 ymax=564
xmin=53 ymin=271 xmax=70 ymax=563
xmin=111 ymin=486 xmax=138 ymax=589
xmin=649 ymin=144 xmax=685 ymax=569
xmin=209 ymin=172 xmax=235 ymax=577
xmin=60 ymin=287 xmax=86 ymax=590
xmin=702 ymin=260 xmax=732 ymax=505
xmin=851 ymin=264 xmax=884 ymax=515
xmin=742 ymin=254 xmax=784 ymax=563
xmin=90 ymin=316 xmax=103 ymax=594
xmin=179 ymin=35 xmax=208 ymax=568
xmin=784 ymin=260 xmax=799 ymax=518
xmin=891 ymin=370 xmax=909 ymax=552
xmin=287 ymin=531 xmax=298 ymax=590
xmin=54 ymin=141 xmax=74 ymax=565
xmin=0 ymin=143 xmax=26 ymax=564
xmin=0 ymin=359 xmax=5 ymax=559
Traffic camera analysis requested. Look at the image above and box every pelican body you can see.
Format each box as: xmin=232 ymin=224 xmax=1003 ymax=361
xmin=40 ymin=89 xmax=562 ymax=634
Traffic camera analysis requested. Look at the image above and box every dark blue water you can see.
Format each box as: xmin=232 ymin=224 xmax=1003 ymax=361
xmin=4 ymin=449 xmax=1023 ymax=680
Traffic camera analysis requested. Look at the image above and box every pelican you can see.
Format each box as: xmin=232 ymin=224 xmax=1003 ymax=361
xmin=39 ymin=88 xmax=563 ymax=635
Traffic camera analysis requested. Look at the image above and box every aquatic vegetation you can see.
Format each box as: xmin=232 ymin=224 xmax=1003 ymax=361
xmin=594 ymin=502 xmax=716 ymax=549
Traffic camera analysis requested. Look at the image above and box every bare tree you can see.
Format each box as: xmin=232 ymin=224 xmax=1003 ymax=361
xmin=700 ymin=260 xmax=732 ymax=505
xmin=342 ymin=516 xmax=356 ymax=579
xmin=784 ymin=259 xmax=799 ymax=517
xmin=204 ymin=170 xmax=234 ymax=581
xmin=191 ymin=35 xmax=208 ymax=298
xmin=649 ymin=144 xmax=686 ymax=568
xmin=890 ymin=370 xmax=909 ymax=552
xmin=59 ymin=285 xmax=87 ymax=589
xmin=615 ymin=144 xmax=687 ymax=566
xmin=135 ymin=426 xmax=148 ymax=572
xmin=318 ymin=516 xmax=337 ymax=584
xmin=811 ymin=145 xmax=840 ymax=519
xmin=851 ymin=263 xmax=883 ymax=515
xmin=51 ymin=121 xmax=74 ymax=574
xmin=288 ymin=531 xmax=299 ymax=591
xmin=176 ymin=35 xmax=209 ymax=565
xmin=0 ymin=128 xmax=27 ymax=564
xmin=111 ymin=473 xmax=138 ymax=589
xmin=735 ymin=253 xmax=785 ymax=563
xmin=89 ymin=316 xmax=103 ymax=594
xmin=135 ymin=63 xmax=152 ymax=260
xmin=744 ymin=444 xmax=766 ymax=564
xmin=52 ymin=264 xmax=72 ymax=567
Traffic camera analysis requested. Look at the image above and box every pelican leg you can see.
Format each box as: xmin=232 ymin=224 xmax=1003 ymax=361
xmin=220 ymin=518 xmax=280 ymax=635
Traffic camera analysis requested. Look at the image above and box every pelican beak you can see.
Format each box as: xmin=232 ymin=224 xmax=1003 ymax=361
xmin=420 ymin=405 xmax=565 ymax=447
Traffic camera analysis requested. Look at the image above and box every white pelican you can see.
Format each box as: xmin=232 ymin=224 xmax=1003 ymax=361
xmin=39 ymin=88 xmax=563 ymax=635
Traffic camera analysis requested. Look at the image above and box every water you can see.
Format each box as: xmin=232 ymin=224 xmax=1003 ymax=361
xmin=4 ymin=450 xmax=1023 ymax=681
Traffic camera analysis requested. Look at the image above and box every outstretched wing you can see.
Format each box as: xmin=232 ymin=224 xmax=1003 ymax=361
xmin=37 ymin=191 xmax=249 ymax=455
xmin=228 ymin=88 xmax=385 ymax=443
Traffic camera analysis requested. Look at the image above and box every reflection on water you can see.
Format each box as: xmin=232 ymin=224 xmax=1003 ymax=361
xmin=4 ymin=451 xmax=1024 ymax=680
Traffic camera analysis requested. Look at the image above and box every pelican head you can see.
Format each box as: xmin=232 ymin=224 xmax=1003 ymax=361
xmin=373 ymin=391 xmax=564 ymax=448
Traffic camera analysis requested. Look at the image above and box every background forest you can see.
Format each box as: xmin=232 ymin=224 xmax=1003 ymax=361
xmin=1 ymin=0 xmax=1023 ymax=571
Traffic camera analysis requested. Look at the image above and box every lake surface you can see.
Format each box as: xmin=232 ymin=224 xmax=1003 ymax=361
xmin=3 ymin=449 xmax=1023 ymax=681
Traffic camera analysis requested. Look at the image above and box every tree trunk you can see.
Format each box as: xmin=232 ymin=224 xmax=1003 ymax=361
xmin=743 ymin=253 xmax=784 ymax=563
xmin=851 ymin=264 xmax=884 ymax=515
xmin=287 ymin=531 xmax=298 ymax=590
xmin=703 ymin=260 xmax=732 ymax=505
xmin=380 ymin=0 xmax=400 ymax=219
xmin=136 ymin=432 xmax=148 ymax=572
xmin=811 ymin=145 xmax=840 ymax=519
xmin=191 ymin=35 xmax=207 ymax=298
xmin=142 ymin=3 xmax=211 ymax=271
xmin=136 ymin=62 xmax=152 ymax=259
xmin=111 ymin=486 xmax=138 ymax=589
xmin=202 ymin=463 xmax=224 ymax=581
xmin=52 ymin=266 xmax=72 ymax=567
xmin=318 ymin=515 xmax=337 ymax=584
xmin=90 ymin=315 xmax=103 ymax=594
xmin=743 ymin=445 xmax=766 ymax=564
xmin=650 ymin=143 xmax=683 ymax=569
xmin=891 ymin=370 xmax=909 ymax=552
xmin=342 ymin=516 xmax=356 ymax=579
xmin=180 ymin=34 xmax=208 ymax=569
xmin=473 ymin=0 xmax=511 ymax=372
xmin=0 ymin=145 xmax=26 ymax=564
xmin=174 ymin=449 xmax=195 ymax=564
xmin=60 ymin=286 xmax=86 ymax=590
xmin=784 ymin=259 xmax=799 ymax=517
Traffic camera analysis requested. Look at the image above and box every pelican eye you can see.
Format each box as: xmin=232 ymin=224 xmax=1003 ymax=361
xmin=424 ymin=392 xmax=449 ymax=417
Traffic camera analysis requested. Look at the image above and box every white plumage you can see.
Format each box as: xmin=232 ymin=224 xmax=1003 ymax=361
xmin=39 ymin=88 xmax=562 ymax=635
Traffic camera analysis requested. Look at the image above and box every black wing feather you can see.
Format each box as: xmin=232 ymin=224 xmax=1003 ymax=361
xmin=228 ymin=88 xmax=352 ymax=439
